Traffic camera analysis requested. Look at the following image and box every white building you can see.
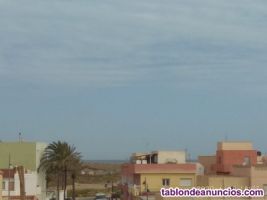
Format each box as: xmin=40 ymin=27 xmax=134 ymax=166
xmin=0 ymin=141 xmax=47 ymax=200
xmin=2 ymin=168 xmax=41 ymax=200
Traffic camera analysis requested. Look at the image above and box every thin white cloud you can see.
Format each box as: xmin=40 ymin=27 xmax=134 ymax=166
xmin=0 ymin=0 xmax=267 ymax=89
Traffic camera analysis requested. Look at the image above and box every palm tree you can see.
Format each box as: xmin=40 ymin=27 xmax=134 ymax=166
xmin=68 ymin=157 xmax=81 ymax=200
xmin=39 ymin=141 xmax=81 ymax=200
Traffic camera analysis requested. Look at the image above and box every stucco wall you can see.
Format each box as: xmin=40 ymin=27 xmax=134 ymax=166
xmin=155 ymin=151 xmax=186 ymax=164
xmin=217 ymin=142 xmax=253 ymax=151
xmin=216 ymin=150 xmax=257 ymax=173
xmin=197 ymin=175 xmax=249 ymax=189
xmin=0 ymin=142 xmax=36 ymax=170
xmin=35 ymin=143 xmax=47 ymax=200
xmin=198 ymin=156 xmax=216 ymax=174
xmin=140 ymin=173 xmax=196 ymax=192
xmin=232 ymin=166 xmax=251 ymax=177
xmin=250 ymin=166 xmax=267 ymax=189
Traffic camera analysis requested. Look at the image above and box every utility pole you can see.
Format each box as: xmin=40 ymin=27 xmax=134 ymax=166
xmin=8 ymin=153 xmax=11 ymax=200
xmin=145 ymin=178 xmax=148 ymax=200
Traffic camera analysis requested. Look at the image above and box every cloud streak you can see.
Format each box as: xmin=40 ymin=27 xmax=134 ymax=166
xmin=1 ymin=0 xmax=267 ymax=89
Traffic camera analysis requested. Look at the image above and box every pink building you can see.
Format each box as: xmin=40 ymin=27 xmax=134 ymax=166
xmin=199 ymin=141 xmax=259 ymax=175
xmin=216 ymin=141 xmax=257 ymax=174
xmin=121 ymin=151 xmax=203 ymax=200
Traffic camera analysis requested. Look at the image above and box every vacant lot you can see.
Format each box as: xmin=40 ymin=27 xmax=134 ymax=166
xmin=48 ymin=162 xmax=122 ymax=197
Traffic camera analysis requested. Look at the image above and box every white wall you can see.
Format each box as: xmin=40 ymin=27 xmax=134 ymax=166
xmin=36 ymin=143 xmax=47 ymax=200
xmin=1 ymin=142 xmax=47 ymax=200
xmin=156 ymin=151 xmax=186 ymax=164
xmin=2 ymin=171 xmax=40 ymax=197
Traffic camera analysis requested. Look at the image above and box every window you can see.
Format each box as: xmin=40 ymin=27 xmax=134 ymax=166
xmin=180 ymin=178 xmax=192 ymax=187
xmin=243 ymin=156 xmax=250 ymax=166
xmin=162 ymin=178 xmax=170 ymax=186
xmin=2 ymin=181 xmax=6 ymax=190
xmin=9 ymin=181 xmax=15 ymax=191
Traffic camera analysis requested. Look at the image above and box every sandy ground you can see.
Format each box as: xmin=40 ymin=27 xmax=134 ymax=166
xmin=67 ymin=183 xmax=106 ymax=190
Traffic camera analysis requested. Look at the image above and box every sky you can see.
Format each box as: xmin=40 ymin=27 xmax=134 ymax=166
xmin=1 ymin=0 xmax=267 ymax=160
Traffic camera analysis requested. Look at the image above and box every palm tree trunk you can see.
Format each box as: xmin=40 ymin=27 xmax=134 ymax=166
xmin=64 ymin=166 xmax=67 ymax=200
xmin=72 ymin=173 xmax=76 ymax=200
xmin=57 ymin=173 xmax=60 ymax=200
xmin=61 ymin=171 xmax=64 ymax=190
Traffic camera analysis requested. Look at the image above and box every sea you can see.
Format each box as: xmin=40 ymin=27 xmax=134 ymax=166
xmin=83 ymin=160 xmax=128 ymax=164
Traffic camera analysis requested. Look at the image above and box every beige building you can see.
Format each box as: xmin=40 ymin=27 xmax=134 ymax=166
xmin=217 ymin=141 xmax=254 ymax=151
xmin=157 ymin=175 xmax=252 ymax=200
xmin=232 ymin=165 xmax=267 ymax=192
xmin=122 ymin=163 xmax=198 ymax=200
xmin=157 ymin=174 xmax=251 ymax=200
xmin=197 ymin=175 xmax=249 ymax=188
xmin=123 ymin=150 xmax=203 ymax=200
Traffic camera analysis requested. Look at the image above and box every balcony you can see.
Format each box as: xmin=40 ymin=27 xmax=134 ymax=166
xmin=123 ymin=163 xmax=196 ymax=174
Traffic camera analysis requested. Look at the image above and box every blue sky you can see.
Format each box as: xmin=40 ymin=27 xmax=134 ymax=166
xmin=1 ymin=0 xmax=267 ymax=160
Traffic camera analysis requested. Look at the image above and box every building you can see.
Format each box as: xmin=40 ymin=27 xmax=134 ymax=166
xmin=0 ymin=141 xmax=47 ymax=200
xmin=198 ymin=141 xmax=258 ymax=175
xmin=198 ymin=155 xmax=216 ymax=175
xmin=197 ymin=141 xmax=267 ymax=199
xmin=1 ymin=168 xmax=39 ymax=200
xmin=232 ymin=165 xmax=267 ymax=194
xmin=122 ymin=151 xmax=203 ymax=200
xmin=197 ymin=174 xmax=249 ymax=189
xmin=216 ymin=141 xmax=257 ymax=174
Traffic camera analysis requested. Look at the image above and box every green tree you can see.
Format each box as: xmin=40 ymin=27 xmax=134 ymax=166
xmin=39 ymin=141 xmax=81 ymax=200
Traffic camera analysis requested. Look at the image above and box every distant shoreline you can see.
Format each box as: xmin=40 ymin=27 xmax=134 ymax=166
xmin=83 ymin=160 xmax=127 ymax=164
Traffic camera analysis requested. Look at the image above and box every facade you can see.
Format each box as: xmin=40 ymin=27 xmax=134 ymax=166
xmin=196 ymin=141 xmax=267 ymax=199
xmin=1 ymin=168 xmax=38 ymax=200
xmin=198 ymin=155 xmax=216 ymax=174
xmin=216 ymin=141 xmax=257 ymax=174
xmin=199 ymin=141 xmax=258 ymax=175
xmin=0 ymin=141 xmax=47 ymax=200
xmin=122 ymin=151 xmax=203 ymax=200
xmin=232 ymin=165 xmax=267 ymax=194
xmin=197 ymin=175 xmax=249 ymax=188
